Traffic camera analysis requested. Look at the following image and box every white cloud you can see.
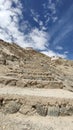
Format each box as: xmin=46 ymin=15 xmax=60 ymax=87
xmin=43 ymin=0 xmax=59 ymax=25
xmin=41 ymin=50 xmax=67 ymax=58
xmin=64 ymin=51 xmax=69 ymax=54
xmin=52 ymin=17 xmax=58 ymax=23
xmin=31 ymin=9 xmax=44 ymax=29
xmin=55 ymin=46 xmax=63 ymax=50
xmin=31 ymin=9 xmax=39 ymax=23
xmin=24 ymin=28 xmax=49 ymax=50
xmin=48 ymin=2 xmax=56 ymax=11
xmin=0 ymin=0 xmax=24 ymax=45
xmin=0 ymin=1 xmax=49 ymax=50
xmin=31 ymin=0 xmax=59 ymax=29
xmin=0 ymin=0 xmax=68 ymax=59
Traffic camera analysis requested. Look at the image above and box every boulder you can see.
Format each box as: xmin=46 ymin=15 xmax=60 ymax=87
xmin=36 ymin=104 xmax=47 ymax=116
xmin=19 ymin=105 xmax=35 ymax=115
xmin=4 ymin=101 xmax=21 ymax=114
xmin=47 ymin=106 xmax=60 ymax=116
xmin=60 ymin=106 xmax=73 ymax=116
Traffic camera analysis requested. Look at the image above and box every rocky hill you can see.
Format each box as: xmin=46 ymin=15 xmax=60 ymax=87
xmin=0 ymin=39 xmax=73 ymax=130
xmin=0 ymin=39 xmax=73 ymax=91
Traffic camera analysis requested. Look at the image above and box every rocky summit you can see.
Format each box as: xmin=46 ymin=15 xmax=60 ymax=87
xmin=0 ymin=39 xmax=73 ymax=130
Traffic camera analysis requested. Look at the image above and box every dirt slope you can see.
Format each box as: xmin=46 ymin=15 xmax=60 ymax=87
xmin=0 ymin=39 xmax=73 ymax=130
xmin=0 ymin=39 xmax=73 ymax=91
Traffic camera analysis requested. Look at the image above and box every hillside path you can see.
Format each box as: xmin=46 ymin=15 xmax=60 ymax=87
xmin=0 ymin=86 xmax=73 ymax=99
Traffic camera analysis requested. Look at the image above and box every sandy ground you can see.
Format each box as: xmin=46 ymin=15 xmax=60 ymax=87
xmin=0 ymin=112 xmax=73 ymax=130
xmin=0 ymin=87 xmax=73 ymax=130
xmin=0 ymin=86 xmax=73 ymax=99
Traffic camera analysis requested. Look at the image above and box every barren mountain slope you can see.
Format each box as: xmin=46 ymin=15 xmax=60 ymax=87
xmin=0 ymin=39 xmax=73 ymax=91
xmin=0 ymin=39 xmax=73 ymax=130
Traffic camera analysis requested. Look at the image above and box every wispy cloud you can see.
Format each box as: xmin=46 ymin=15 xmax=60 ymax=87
xmin=0 ymin=0 xmax=68 ymax=58
xmin=23 ymin=28 xmax=49 ymax=50
xmin=30 ymin=9 xmax=44 ymax=29
xmin=43 ymin=0 xmax=59 ymax=25
xmin=50 ymin=4 xmax=73 ymax=45
xmin=52 ymin=24 xmax=73 ymax=45
xmin=55 ymin=46 xmax=63 ymax=50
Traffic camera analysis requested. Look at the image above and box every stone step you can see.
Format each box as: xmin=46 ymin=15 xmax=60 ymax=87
xmin=16 ymin=71 xmax=52 ymax=76
xmin=5 ymin=70 xmax=63 ymax=81
xmin=0 ymin=87 xmax=73 ymax=117
xmin=16 ymin=79 xmax=64 ymax=89
xmin=0 ymin=76 xmax=18 ymax=86
xmin=0 ymin=76 xmax=64 ymax=89
xmin=5 ymin=72 xmax=54 ymax=77
xmin=20 ymin=75 xmax=55 ymax=81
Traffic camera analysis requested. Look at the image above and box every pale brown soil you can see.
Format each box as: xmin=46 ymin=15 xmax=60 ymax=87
xmin=0 ymin=86 xmax=73 ymax=99
xmin=0 ymin=112 xmax=73 ymax=130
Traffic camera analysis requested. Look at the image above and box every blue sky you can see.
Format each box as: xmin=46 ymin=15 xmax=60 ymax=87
xmin=0 ymin=0 xmax=73 ymax=59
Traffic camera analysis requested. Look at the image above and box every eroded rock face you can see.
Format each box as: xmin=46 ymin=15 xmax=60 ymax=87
xmin=60 ymin=106 xmax=73 ymax=116
xmin=0 ymin=98 xmax=3 ymax=108
xmin=0 ymin=97 xmax=73 ymax=117
xmin=4 ymin=101 xmax=21 ymax=114
xmin=19 ymin=105 xmax=35 ymax=115
xmin=35 ymin=104 xmax=48 ymax=116
xmin=47 ymin=106 xmax=60 ymax=116
xmin=0 ymin=56 xmax=6 ymax=65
